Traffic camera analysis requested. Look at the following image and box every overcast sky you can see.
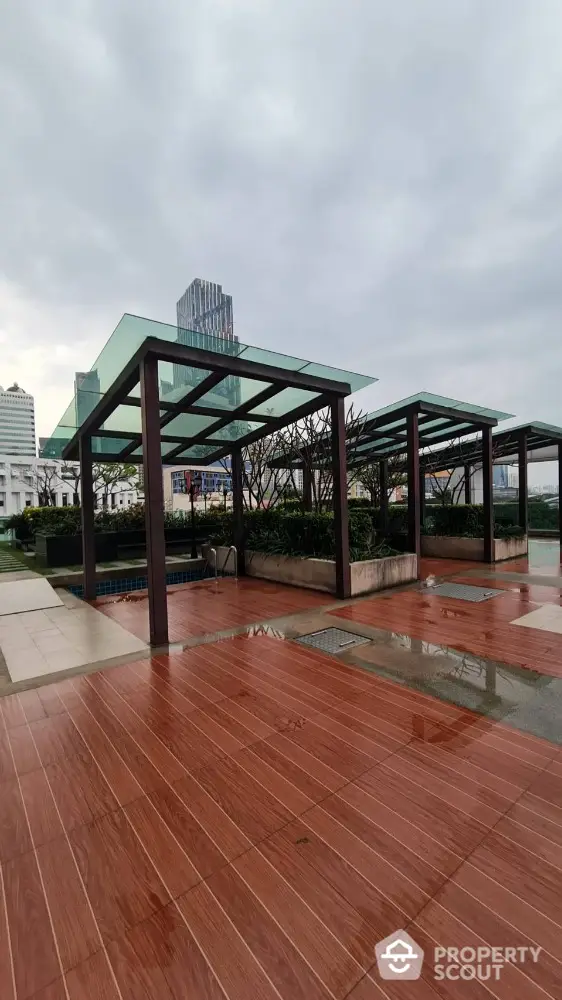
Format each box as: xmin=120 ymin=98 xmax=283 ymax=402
xmin=1 ymin=1 xmax=561 ymax=485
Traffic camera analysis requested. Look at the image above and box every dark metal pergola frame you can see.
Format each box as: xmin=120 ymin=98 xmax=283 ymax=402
xmin=271 ymin=397 xmax=505 ymax=568
xmin=63 ymin=337 xmax=355 ymax=645
xmin=420 ymin=423 xmax=562 ymax=549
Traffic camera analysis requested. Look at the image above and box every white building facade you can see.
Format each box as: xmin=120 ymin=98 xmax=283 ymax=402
xmin=0 ymin=384 xmax=36 ymax=456
xmin=0 ymin=456 xmax=139 ymax=520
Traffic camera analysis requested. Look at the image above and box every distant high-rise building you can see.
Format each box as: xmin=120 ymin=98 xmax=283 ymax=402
xmin=493 ymin=465 xmax=509 ymax=489
xmin=0 ymin=384 xmax=36 ymax=456
xmin=74 ymin=371 xmax=101 ymax=429
xmin=177 ymin=279 xmax=234 ymax=342
xmin=174 ymin=279 xmax=240 ymax=406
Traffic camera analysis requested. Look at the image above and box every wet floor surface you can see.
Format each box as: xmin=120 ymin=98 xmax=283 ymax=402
xmin=1 ymin=631 xmax=561 ymax=999
xmin=1 ymin=542 xmax=561 ymax=997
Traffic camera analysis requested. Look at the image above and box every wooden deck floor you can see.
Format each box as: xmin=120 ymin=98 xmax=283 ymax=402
xmin=94 ymin=577 xmax=331 ymax=643
xmin=1 ymin=633 xmax=561 ymax=999
xmin=332 ymin=566 xmax=562 ymax=677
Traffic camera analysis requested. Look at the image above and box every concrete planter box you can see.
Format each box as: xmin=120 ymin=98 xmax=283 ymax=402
xmin=421 ymin=534 xmax=528 ymax=562
xmin=206 ymin=546 xmax=417 ymax=596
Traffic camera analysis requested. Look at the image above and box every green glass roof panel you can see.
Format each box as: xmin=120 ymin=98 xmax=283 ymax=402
xmin=364 ymin=393 xmax=513 ymax=424
xmin=91 ymin=436 xmax=137 ymax=453
xmin=195 ymin=377 xmax=273 ymax=412
xmin=161 ymin=413 xmax=222 ymax=438
xmin=249 ymin=387 xmax=320 ymax=418
xmin=43 ymin=312 xmax=377 ymax=461
xmin=422 ymin=421 xmax=473 ymax=439
xmin=163 ymin=445 xmax=219 ymax=461
xmin=207 ymin=419 xmax=266 ymax=442
xmin=297 ymin=363 xmax=373 ymax=393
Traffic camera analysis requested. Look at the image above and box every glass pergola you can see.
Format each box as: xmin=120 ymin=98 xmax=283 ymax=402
xmin=42 ymin=313 xmax=376 ymax=644
xmin=271 ymin=392 xmax=514 ymax=563
xmin=42 ymin=314 xmax=374 ymax=465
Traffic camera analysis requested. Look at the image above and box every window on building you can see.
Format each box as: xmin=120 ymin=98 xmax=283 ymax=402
xmin=62 ymin=494 xmax=68 ymax=506
xmin=111 ymin=492 xmax=116 ymax=508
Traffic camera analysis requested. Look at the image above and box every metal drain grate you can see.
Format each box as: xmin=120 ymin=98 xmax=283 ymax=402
xmin=428 ymin=583 xmax=505 ymax=603
xmin=294 ymin=627 xmax=371 ymax=654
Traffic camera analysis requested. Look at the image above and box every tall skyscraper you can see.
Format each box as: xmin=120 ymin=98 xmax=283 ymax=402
xmin=0 ymin=383 xmax=36 ymax=455
xmin=174 ymin=279 xmax=240 ymax=405
xmin=74 ymin=370 xmax=101 ymax=428
xmin=493 ymin=465 xmax=509 ymax=489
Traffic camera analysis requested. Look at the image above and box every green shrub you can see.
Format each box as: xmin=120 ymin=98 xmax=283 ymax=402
xmin=204 ymin=507 xmax=393 ymax=561
xmin=528 ymin=499 xmax=559 ymax=530
xmin=426 ymin=504 xmax=527 ymax=538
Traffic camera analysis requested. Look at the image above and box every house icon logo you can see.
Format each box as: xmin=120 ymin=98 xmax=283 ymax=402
xmin=375 ymin=930 xmax=424 ymax=980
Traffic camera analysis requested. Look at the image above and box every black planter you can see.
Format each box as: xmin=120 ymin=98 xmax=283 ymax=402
xmin=34 ymin=527 xmax=209 ymax=568
xmin=35 ymin=532 xmax=118 ymax=568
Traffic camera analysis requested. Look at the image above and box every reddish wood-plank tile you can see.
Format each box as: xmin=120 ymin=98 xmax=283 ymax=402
xmin=36 ymin=835 xmax=99 ymax=973
xmin=106 ymin=901 xmax=225 ymax=1000
xmin=171 ymin=773 xmax=252 ymax=862
xmin=124 ymin=794 xmax=202 ymax=898
xmin=321 ymin=791 xmax=449 ymax=898
xmin=259 ymin=825 xmax=390 ymax=970
xmin=65 ymin=949 xmax=121 ymax=1000
xmin=302 ymin=803 xmax=431 ymax=920
xmin=347 ymin=971 xmax=440 ymax=999
xmin=177 ymin=881 xmax=286 ymax=1000
xmin=0 ymin=694 xmax=26 ymax=730
xmin=18 ymin=690 xmax=47 ymax=725
xmin=29 ymin=715 xmax=87 ymax=767
xmin=36 ymin=685 xmax=66 ymax=718
xmin=0 ymin=778 xmax=32 ymax=862
xmin=145 ymin=782 xmax=226 ymax=880
xmin=7 ymin=725 xmax=41 ymax=776
xmin=70 ymin=810 xmax=169 ymax=942
xmin=0 ymin=867 xmax=15 ymax=1000
xmin=0 ymin=729 xmax=16 ymax=784
xmin=233 ymin=846 xmax=364 ymax=997
xmin=413 ymin=895 xmax=548 ymax=1000
xmin=468 ymin=829 xmax=562 ymax=927
xmin=356 ymin=763 xmax=491 ymax=855
xmin=336 ymin=781 xmax=463 ymax=878
xmin=207 ymin=863 xmax=331 ymax=1000
xmin=331 ymin=578 xmax=562 ymax=677
xmin=62 ymin=708 xmax=143 ymax=807
xmin=453 ymin=861 xmax=561 ymax=958
xmin=45 ymin=750 xmax=119 ymax=834
xmin=3 ymin=850 xmax=61 ymax=999
xmin=273 ymin=818 xmax=410 ymax=941
xmin=234 ymin=745 xmax=318 ymax=815
xmin=19 ymin=769 xmax=63 ymax=848
xmin=95 ymin=576 xmax=329 ymax=644
xmin=195 ymin=754 xmax=296 ymax=844
xmin=429 ymin=877 xmax=562 ymax=998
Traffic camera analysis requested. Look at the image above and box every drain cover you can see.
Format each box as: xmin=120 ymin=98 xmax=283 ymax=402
xmin=294 ymin=627 xmax=371 ymax=654
xmin=428 ymin=583 xmax=505 ymax=603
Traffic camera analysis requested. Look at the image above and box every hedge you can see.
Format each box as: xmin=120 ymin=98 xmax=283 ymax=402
xmin=424 ymin=504 xmax=525 ymax=538
xmin=5 ymin=503 xmax=231 ymax=543
xmin=206 ymin=507 xmax=395 ymax=561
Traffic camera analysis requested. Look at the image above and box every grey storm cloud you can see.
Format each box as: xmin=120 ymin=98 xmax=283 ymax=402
xmin=1 ymin=0 xmax=562 ymax=456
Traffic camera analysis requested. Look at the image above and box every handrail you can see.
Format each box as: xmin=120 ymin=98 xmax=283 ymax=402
xmin=222 ymin=545 xmax=238 ymax=577
xmin=207 ymin=547 xmax=217 ymax=579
